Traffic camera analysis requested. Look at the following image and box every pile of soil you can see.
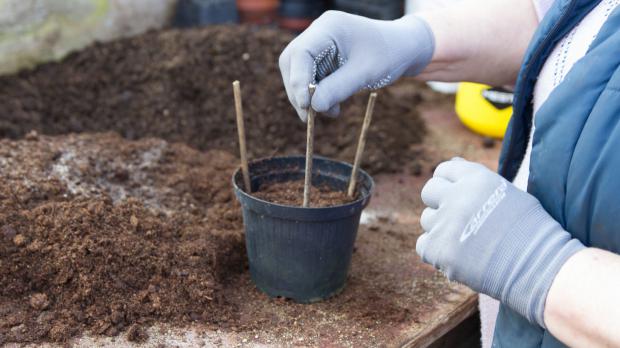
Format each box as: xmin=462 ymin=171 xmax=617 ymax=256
xmin=0 ymin=132 xmax=454 ymax=346
xmin=0 ymin=25 xmax=427 ymax=174
xmin=253 ymin=179 xmax=355 ymax=207
xmin=0 ymin=133 xmax=246 ymax=344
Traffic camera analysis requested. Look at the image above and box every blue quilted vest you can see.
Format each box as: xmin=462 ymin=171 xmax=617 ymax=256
xmin=493 ymin=0 xmax=620 ymax=346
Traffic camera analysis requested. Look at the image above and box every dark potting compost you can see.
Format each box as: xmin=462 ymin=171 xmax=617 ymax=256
xmin=0 ymin=25 xmax=428 ymax=174
xmin=254 ymin=179 xmax=355 ymax=207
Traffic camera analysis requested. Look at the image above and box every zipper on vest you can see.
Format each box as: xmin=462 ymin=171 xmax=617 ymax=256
xmin=504 ymin=0 xmax=580 ymax=179
xmin=523 ymin=0 xmax=580 ymax=79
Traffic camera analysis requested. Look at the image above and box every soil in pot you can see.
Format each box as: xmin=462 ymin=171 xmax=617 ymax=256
xmin=253 ymin=179 xmax=356 ymax=207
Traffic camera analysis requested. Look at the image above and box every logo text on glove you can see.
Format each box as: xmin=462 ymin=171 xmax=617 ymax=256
xmin=460 ymin=180 xmax=508 ymax=242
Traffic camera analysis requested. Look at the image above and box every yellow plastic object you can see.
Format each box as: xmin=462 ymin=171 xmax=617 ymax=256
xmin=455 ymin=82 xmax=513 ymax=139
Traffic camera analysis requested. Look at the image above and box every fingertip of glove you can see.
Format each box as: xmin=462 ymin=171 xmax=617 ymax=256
xmin=278 ymin=50 xmax=288 ymax=70
xmin=310 ymin=91 xmax=331 ymax=113
xmin=415 ymin=233 xmax=428 ymax=258
xmin=294 ymin=90 xmax=310 ymax=110
xmin=298 ymin=113 xmax=308 ymax=123
xmin=324 ymin=104 xmax=341 ymax=118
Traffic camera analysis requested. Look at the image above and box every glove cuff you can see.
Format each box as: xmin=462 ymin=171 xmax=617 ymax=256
xmin=395 ymin=15 xmax=435 ymax=77
xmin=483 ymin=201 xmax=585 ymax=328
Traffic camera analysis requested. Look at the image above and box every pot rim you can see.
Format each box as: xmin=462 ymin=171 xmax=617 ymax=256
xmin=232 ymin=155 xmax=374 ymax=221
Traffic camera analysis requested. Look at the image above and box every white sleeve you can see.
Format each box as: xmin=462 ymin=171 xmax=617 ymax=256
xmin=532 ymin=0 xmax=555 ymax=22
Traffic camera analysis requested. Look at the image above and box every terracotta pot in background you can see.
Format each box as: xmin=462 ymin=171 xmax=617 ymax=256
xmin=279 ymin=17 xmax=313 ymax=32
xmin=278 ymin=0 xmax=326 ymax=32
xmin=237 ymin=0 xmax=279 ymax=24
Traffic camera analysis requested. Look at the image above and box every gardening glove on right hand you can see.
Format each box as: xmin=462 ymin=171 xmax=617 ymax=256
xmin=279 ymin=10 xmax=435 ymax=121
xmin=416 ymin=158 xmax=585 ymax=328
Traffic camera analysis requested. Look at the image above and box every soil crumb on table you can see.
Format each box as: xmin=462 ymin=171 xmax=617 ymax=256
xmin=0 ymin=25 xmax=427 ymax=174
xmin=253 ymin=180 xmax=356 ymax=207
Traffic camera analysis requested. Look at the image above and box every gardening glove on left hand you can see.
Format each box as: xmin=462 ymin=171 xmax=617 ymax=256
xmin=416 ymin=158 xmax=585 ymax=328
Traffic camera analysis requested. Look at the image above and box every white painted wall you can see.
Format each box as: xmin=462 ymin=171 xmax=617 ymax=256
xmin=0 ymin=0 xmax=176 ymax=75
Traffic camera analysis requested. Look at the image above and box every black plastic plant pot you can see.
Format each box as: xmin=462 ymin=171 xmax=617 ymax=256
xmin=232 ymin=155 xmax=374 ymax=303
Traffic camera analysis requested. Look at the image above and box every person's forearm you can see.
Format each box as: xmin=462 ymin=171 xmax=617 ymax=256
xmin=415 ymin=0 xmax=539 ymax=86
xmin=545 ymin=248 xmax=620 ymax=347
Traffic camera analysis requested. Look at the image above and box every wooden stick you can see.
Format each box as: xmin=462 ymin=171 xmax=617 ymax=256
xmin=233 ymin=81 xmax=251 ymax=193
xmin=303 ymin=84 xmax=317 ymax=207
xmin=348 ymin=92 xmax=378 ymax=198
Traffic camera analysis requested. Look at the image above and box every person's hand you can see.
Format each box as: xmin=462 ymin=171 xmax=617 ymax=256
xmin=417 ymin=158 xmax=585 ymax=327
xmin=279 ymin=11 xmax=435 ymax=121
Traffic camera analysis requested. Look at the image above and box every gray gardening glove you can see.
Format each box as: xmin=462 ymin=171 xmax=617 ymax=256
xmin=416 ymin=158 xmax=585 ymax=328
xmin=279 ymin=11 xmax=435 ymax=121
